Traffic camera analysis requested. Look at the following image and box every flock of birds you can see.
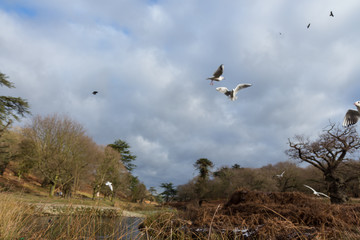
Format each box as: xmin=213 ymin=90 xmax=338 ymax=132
xmin=92 ymin=10 xmax=358 ymax=200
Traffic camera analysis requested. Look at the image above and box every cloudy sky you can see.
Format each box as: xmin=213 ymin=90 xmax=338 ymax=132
xmin=1 ymin=0 xmax=360 ymax=189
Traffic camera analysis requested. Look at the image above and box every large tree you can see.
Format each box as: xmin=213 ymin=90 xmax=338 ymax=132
xmin=287 ymin=123 xmax=360 ymax=204
xmin=20 ymin=114 xmax=91 ymax=196
xmin=194 ymin=158 xmax=214 ymax=180
xmin=193 ymin=158 xmax=214 ymax=200
xmin=108 ymin=139 xmax=136 ymax=172
xmin=0 ymin=73 xmax=30 ymax=175
xmin=0 ymin=73 xmax=30 ymax=136
xmin=160 ymin=182 xmax=177 ymax=202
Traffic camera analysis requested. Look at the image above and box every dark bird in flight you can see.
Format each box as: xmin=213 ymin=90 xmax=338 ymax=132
xmin=216 ymin=83 xmax=252 ymax=101
xmin=92 ymin=91 xmax=98 ymax=95
xmin=343 ymin=101 xmax=360 ymax=127
xmin=330 ymin=11 xmax=334 ymax=17
xmin=307 ymin=23 xmax=311 ymax=28
xmin=207 ymin=64 xmax=224 ymax=85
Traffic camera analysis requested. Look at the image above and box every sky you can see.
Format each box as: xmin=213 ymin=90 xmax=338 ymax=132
xmin=1 ymin=0 xmax=360 ymax=190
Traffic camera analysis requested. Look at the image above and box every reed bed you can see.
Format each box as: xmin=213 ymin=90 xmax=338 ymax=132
xmin=0 ymin=193 xmax=143 ymax=239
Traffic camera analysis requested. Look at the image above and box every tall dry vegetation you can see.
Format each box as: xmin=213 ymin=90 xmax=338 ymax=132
xmin=0 ymin=193 xmax=142 ymax=239
xmin=0 ymin=194 xmax=33 ymax=239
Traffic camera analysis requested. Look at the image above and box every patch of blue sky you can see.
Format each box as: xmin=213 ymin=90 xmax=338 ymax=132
xmin=0 ymin=2 xmax=37 ymax=18
xmin=147 ymin=0 xmax=158 ymax=5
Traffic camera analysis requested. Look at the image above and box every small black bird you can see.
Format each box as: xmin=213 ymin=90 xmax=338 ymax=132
xmin=92 ymin=91 xmax=98 ymax=95
xmin=330 ymin=11 xmax=334 ymax=17
xmin=307 ymin=23 xmax=311 ymax=28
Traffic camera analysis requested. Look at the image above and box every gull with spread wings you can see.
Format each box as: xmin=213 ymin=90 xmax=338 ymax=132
xmin=276 ymin=171 xmax=285 ymax=178
xmin=304 ymin=184 xmax=330 ymax=198
xmin=343 ymin=101 xmax=360 ymax=127
xmin=216 ymin=83 xmax=252 ymax=101
xmin=105 ymin=181 xmax=113 ymax=192
xmin=207 ymin=64 xmax=224 ymax=85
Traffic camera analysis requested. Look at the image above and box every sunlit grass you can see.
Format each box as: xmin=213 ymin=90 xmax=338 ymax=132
xmin=0 ymin=192 xmax=146 ymax=239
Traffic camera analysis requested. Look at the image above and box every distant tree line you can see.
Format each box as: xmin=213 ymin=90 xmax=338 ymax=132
xmin=174 ymin=123 xmax=360 ymax=204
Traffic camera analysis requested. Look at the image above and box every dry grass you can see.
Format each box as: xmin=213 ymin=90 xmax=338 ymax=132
xmin=0 ymin=193 xmax=34 ymax=239
xmin=144 ymin=190 xmax=360 ymax=239
xmin=0 ymin=193 xmax=145 ymax=239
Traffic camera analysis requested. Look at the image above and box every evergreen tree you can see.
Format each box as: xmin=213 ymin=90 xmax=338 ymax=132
xmin=108 ymin=139 xmax=136 ymax=172
xmin=160 ymin=182 xmax=177 ymax=202
xmin=0 ymin=73 xmax=30 ymax=175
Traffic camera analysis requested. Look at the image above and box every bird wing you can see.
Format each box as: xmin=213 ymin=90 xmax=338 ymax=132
xmin=304 ymin=184 xmax=316 ymax=193
xmin=342 ymin=109 xmax=360 ymax=127
xmin=318 ymin=192 xmax=330 ymax=198
xmin=216 ymin=87 xmax=229 ymax=94
xmin=233 ymin=83 xmax=252 ymax=94
xmin=212 ymin=64 xmax=224 ymax=78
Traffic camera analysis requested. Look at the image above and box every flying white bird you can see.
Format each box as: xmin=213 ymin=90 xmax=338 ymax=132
xmin=304 ymin=185 xmax=330 ymax=198
xmin=105 ymin=181 xmax=113 ymax=192
xmin=216 ymin=83 xmax=252 ymax=101
xmin=342 ymin=101 xmax=360 ymax=127
xmin=276 ymin=171 xmax=285 ymax=178
xmin=207 ymin=64 xmax=224 ymax=85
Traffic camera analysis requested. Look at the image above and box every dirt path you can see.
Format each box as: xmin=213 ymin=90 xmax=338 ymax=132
xmin=30 ymin=202 xmax=146 ymax=218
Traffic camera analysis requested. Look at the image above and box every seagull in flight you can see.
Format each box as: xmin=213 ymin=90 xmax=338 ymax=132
xmin=105 ymin=181 xmax=113 ymax=192
xmin=207 ymin=64 xmax=224 ymax=85
xmin=92 ymin=91 xmax=98 ymax=95
xmin=330 ymin=11 xmax=334 ymax=17
xmin=276 ymin=171 xmax=285 ymax=178
xmin=342 ymin=101 xmax=360 ymax=127
xmin=216 ymin=83 xmax=252 ymax=101
xmin=304 ymin=185 xmax=330 ymax=198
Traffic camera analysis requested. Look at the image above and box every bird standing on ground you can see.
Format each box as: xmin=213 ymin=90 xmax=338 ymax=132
xmin=216 ymin=83 xmax=252 ymax=101
xmin=343 ymin=101 xmax=360 ymax=127
xmin=207 ymin=64 xmax=224 ymax=85
xmin=92 ymin=91 xmax=98 ymax=95
xmin=330 ymin=11 xmax=334 ymax=17
xmin=304 ymin=185 xmax=330 ymax=198
xmin=105 ymin=181 xmax=113 ymax=191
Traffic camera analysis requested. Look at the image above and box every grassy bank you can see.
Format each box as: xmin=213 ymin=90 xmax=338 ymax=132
xmin=0 ymin=193 xmax=154 ymax=239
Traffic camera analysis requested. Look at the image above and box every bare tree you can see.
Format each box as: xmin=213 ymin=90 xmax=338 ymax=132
xmin=286 ymin=123 xmax=360 ymax=203
xmin=21 ymin=114 xmax=90 ymax=196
